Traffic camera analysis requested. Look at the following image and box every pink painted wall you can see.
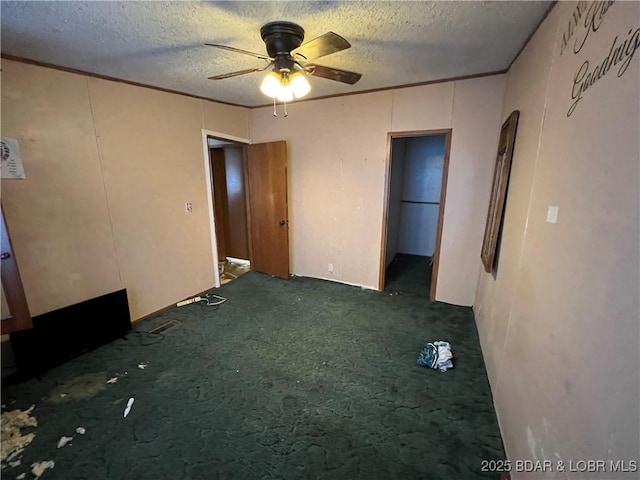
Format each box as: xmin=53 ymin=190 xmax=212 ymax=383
xmin=1 ymin=60 xmax=250 ymax=319
xmin=251 ymin=75 xmax=505 ymax=305
xmin=475 ymin=2 xmax=640 ymax=477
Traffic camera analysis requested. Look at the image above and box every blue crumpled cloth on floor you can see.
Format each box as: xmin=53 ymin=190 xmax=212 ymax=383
xmin=417 ymin=341 xmax=453 ymax=372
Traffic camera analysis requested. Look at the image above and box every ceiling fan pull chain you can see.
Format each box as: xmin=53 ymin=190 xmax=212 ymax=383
xmin=273 ymin=97 xmax=277 ymax=117
xmin=284 ymin=101 xmax=288 ymax=118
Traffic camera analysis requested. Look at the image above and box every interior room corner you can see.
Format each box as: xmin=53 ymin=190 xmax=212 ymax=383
xmin=1 ymin=2 xmax=638 ymax=479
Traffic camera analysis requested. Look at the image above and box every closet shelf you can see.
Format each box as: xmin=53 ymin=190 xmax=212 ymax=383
xmin=400 ymin=200 xmax=440 ymax=205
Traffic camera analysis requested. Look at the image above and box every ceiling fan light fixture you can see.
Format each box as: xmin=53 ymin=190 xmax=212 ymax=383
xmin=277 ymin=84 xmax=295 ymax=102
xmin=260 ymin=70 xmax=311 ymax=102
xmin=260 ymin=71 xmax=282 ymax=98
xmin=290 ymin=72 xmax=311 ymax=98
xmin=207 ymin=21 xmax=361 ymax=109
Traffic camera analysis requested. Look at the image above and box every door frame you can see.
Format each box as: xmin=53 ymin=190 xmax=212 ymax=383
xmin=378 ymin=128 xmax=452 ymax=301
xmin=201 ymin=130 xmax=250 ymax=288
xmin=1 ymin=202 xmax=33 ymax=334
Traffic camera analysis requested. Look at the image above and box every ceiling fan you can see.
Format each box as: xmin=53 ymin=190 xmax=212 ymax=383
xmin=206 ymin=21 xmax=362 ymax=104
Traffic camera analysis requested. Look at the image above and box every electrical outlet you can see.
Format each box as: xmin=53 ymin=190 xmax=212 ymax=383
xmin=186 ymin=202 xmax=193 ymax=213
xmin=328 ymin=263 xmax=334 ymax=273
xmin=546 ymin=205 xmax=558 ymax=223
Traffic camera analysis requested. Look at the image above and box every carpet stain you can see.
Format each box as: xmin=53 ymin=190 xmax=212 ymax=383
xmin=47 ymin=373 xmax=108 ymax=403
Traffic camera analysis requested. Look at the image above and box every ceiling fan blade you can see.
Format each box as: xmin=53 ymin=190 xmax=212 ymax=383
xmin=205 ymin=43 xmax=271 ymax=61
xmin=306 ymin=64 xmax=362 ymax=85
xmin=291 ymin=32 xmax=351 ymax=61
xmin=208 ymin=67 xmax=267 ymax=80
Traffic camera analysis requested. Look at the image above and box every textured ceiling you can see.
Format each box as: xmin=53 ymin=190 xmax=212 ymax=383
xmin=0 ymin=1 xmax=551 ymax=107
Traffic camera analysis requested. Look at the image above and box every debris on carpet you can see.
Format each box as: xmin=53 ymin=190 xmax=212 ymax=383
xmin=75 ymin=427 xmax=86 ymax=435
xmin=31 ymin=460 xmax=55 ymax=478
xmin=137 ymin=362 xmax=149 ymax=369
xmin=417 ymin=341 xmax=454 ymax=372
xmin=56 ymin=436 xmax=73 ymax=449
xmin=219 ymin=259 xmax=250 ymax=285
xmin=1 ymin=405 xmax=37 ymax=466
xmin=106 ymin=376 xmax=118 ymax=384
xmin=123 ymin=398 xmax=135 ymax=418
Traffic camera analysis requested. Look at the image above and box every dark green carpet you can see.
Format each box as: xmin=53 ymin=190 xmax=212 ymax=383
xmin=1 ymin=272 xmax=505 ymax=479
xmin=385 ymin=254 xmax=432 ymax=297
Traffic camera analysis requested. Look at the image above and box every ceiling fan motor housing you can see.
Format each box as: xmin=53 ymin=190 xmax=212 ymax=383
xmin=206 ymin=21 xmax=361 ymax=87
xmin=260 ymin=21 xmax=305 ymax=71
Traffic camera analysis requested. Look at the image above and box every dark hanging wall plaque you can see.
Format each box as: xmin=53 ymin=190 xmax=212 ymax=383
xmin=481 ymin=110 xmax=520 ymax=273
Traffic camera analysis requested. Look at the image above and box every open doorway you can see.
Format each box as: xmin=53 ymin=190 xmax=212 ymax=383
xmin=203 ymin=132 xmax=290 ymax=289
xmin=208 ymin=138 xmax=251 ymax=285
xmin=379 ymin=129 xmax=451 ymax=300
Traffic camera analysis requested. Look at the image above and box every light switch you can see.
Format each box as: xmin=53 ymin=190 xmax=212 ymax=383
xmin=546 ymin=205 xmax=559 ymax=224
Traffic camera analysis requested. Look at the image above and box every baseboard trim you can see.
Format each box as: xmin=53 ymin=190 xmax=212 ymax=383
xmin=294 ymin=274 xmax=378 ymax=291
xmin=133 ymin=286 xmax=217 ymax=324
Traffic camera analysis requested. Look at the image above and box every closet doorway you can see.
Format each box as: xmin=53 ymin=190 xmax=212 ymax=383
xmin=379 ymin=130 xmax=451 ymax=300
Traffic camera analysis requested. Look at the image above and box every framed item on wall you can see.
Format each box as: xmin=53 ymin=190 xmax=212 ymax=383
xmin=481 ymin=110 xmax=520 ymax=273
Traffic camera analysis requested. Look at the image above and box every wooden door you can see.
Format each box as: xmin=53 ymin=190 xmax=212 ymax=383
xmin=223 ymin=146 xmax=249 ymax=260
xmin=1 ymin=203 xmax=32 ymax=334
xmin=245 ymin=141 xmax=290 ymax=279
xmin=210 ymin=148 xmax=230 ymax=260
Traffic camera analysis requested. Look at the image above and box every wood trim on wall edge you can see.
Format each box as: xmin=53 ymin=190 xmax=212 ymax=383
xmin=1 ymin=53 xmax=507 ymax=109
xmin=251 ymin=71 xmax=508 ymax=109
xmin=1 ymin=53 xmax=249 ymax=109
